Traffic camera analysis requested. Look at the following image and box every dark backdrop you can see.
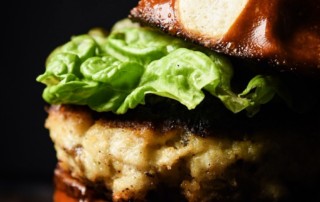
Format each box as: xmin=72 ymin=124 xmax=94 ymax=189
xmin=2 ymin=0 xmax=139 ymax=200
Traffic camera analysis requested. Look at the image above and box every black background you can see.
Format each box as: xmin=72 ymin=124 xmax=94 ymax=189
xmin=2 ymin=0 xmax=139 ymax=201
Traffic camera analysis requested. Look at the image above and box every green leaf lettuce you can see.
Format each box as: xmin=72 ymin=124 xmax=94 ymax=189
xmin=37 ymin=19 xmax=279 ymax=116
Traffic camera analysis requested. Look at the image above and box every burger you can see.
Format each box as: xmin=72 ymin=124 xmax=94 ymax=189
xmin=36 ymin=0 xmax=320 ymax=201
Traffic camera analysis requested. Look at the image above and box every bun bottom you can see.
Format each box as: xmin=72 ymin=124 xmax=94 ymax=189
xmin=54 ymin=165 xmax=111 ymax=202
xmin=54 ymin=190 xmax=78 ymax=202
xmin=53 ymin=165 xmax=185 ymax=202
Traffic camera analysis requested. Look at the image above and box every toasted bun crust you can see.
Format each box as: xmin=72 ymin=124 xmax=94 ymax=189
xmin=130 ymin=0 xmax=320 ymax=75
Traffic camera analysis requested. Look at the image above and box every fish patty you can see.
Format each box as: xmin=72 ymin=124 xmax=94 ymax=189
xmin=46 ymin=103 xmax=320 ymax=202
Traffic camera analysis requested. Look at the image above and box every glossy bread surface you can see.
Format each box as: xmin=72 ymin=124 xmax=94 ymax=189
xmin=130 ymin=0 xmax=320 ymax=74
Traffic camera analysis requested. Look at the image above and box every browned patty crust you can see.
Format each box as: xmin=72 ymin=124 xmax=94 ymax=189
xmin=46 ymin=100 xmax=320 ymax=202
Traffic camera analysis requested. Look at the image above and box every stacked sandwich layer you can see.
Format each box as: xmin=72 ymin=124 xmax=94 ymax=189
xmin=37 ymin=0 xmax=320 ymax=201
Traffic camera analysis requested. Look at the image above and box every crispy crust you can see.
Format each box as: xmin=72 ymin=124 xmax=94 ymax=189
xmin=130 ymin=0 xmax=320 ymax=75
xmin=46 ymin=103 xmax=320 ymax=202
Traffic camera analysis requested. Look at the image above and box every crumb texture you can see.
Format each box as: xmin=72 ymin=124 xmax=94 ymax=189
xmin=47 ymin=105 xmax=320 ymax=202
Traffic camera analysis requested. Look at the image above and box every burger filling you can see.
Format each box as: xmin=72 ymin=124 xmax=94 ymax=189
xmin=37 ymin=19 xmax=320 ymax=202
xmin=46 ymin=103 xmax=320 ymax=201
